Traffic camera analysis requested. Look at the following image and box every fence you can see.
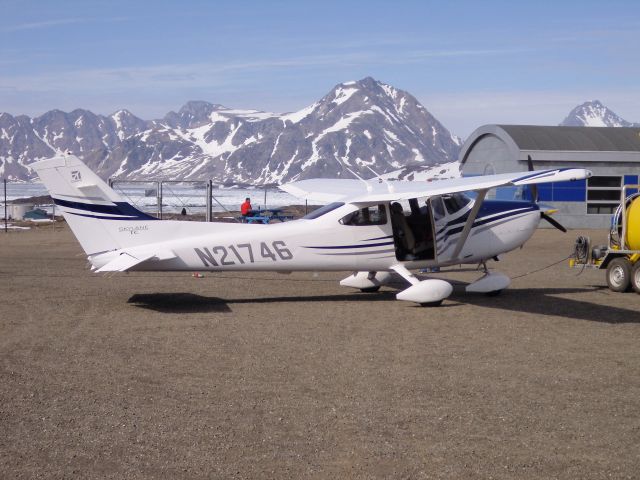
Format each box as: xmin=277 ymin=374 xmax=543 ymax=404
xmin=108 ymin=179 xmax=218 ymax=221
xmin=3 ymin=176 xmax=302 ymax=231
xmin=107 ymin=178 xmax=298 ymax=221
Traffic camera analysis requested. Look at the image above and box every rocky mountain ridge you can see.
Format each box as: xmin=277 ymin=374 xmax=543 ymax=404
xmin=3 ymin=89 xmax=638 ymax=184
xmin=560 ymin=100 xmax=639 ymax=127
xmin=0 ymin=77 xmax=461 ymax=184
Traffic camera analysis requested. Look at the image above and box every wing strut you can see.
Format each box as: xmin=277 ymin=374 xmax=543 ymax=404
xmin=451 ymin=189 xmax=488 ymax=261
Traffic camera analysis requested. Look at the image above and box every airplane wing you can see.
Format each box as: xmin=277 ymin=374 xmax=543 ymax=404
xmin=280 ymin=168 xmax=592 ymax=203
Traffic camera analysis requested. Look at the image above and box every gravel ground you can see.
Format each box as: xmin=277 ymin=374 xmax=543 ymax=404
xmin=1 ymin=224 xmax=639 ymax=479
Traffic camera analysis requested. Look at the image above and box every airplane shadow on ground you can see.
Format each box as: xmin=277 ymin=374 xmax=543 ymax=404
xmin=127 ymin=291 xmax=398 ymax=314
xmin=128 ymin=293 xmax=232 ymax=314
xmin=128 ymin=286 xmax=639 ymax=324
xmin=447 ymin=283 xmax=640 ymax=325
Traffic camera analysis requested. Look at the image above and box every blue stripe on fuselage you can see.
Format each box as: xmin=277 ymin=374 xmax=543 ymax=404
xmin=304 ymin=241 xmax=395 ymax=250
xmin=440 ymin=200 xmax=539 ymax=237
xmin=53 ymin=197 xmax=157 ymax=220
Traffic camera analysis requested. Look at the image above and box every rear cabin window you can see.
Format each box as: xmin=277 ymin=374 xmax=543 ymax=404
xmin=339 ymin=204 xmax=387 ymax=226
xmin=430 ymin=196 xmax=446 ymax=220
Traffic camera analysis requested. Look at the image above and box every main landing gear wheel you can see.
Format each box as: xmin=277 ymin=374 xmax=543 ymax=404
xmin=606 ymin=257 xmax=632 ymax=292
xmin=360 ymin=286 xmax=381 ymax=293
xmin=631 ymin=262 xmax=640 ymax=294
xmin=485 ymin=289 xmax=503 ymax=297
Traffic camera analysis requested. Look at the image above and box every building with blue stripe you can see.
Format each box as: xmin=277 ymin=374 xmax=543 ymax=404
xmin=459 ymin=125 xmax=640 ymax=228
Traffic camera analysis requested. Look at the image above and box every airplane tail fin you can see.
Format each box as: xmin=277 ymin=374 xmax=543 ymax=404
xmin=31 ymin=155 xmax=157 ymax=255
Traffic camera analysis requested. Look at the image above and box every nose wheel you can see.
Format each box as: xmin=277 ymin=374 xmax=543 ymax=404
xmin=466 ymin=262 xmax=511 ymax=295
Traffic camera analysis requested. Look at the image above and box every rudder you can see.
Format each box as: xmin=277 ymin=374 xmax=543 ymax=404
xmin=31 ymin=155 xmax=156 ymax=255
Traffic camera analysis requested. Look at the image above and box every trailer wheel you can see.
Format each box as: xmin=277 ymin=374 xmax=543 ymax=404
xmin=631 ymin=262 xmax=640 ymax=294
xmin=606 ymin=257 xmax=632 ymax=292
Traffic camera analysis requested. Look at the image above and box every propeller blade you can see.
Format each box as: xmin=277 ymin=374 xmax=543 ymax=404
xmin=541 ymin=212 xmax=567 ymax=233
xmin=527 ymin=155 xmax=538 ymax=202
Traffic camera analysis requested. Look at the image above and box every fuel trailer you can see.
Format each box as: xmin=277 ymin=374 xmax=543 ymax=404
xmin=571 ymin=185 xmax=640 ymax=292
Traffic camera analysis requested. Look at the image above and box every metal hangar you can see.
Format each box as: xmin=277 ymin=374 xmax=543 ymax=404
xmin=459 ymin=125 xmax=640 ymax=228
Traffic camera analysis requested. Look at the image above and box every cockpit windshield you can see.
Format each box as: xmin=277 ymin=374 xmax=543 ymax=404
xmin=302 ymin=202 xmax=345 ymax=219
xmin=442 ymin=193 xmax=471 ymax=214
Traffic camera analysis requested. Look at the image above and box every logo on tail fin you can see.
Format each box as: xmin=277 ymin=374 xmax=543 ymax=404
xmin=71 ymin=170 xmax=82 ymax=182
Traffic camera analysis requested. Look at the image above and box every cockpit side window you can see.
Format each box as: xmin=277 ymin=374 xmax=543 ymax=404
xmin=443 ymin=193 xmax=471 ymax=214
xmin=339 ymin=204 xmax=387 ymax=226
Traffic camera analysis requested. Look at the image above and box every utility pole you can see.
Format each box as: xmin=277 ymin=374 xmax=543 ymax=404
xmin=3 ymin=178 xmax=7 ymax=233
xmin=206 ymin=180 xmax=213 ymax=222
xmin=156 ymin=181 xmax=162 ymax=219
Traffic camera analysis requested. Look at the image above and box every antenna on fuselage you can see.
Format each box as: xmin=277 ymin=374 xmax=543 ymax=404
xmin=345 ymin=166 xmax=373 ymax=193
xmin=365 ymin=165 xmax=395 ymax=194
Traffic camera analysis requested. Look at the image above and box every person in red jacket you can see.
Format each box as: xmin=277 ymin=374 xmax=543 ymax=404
xmin=241 ymin=197 xmax=252 ymax=217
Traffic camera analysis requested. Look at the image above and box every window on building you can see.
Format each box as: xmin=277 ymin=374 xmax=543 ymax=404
xmin=586 ymin=176 xmax=622 ymax=215
xmin=339 ymin=204 xmax=387 ymax=226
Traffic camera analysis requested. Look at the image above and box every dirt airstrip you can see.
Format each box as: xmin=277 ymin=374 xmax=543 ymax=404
xmin=1 ymin=224 xmax=639 ymax=479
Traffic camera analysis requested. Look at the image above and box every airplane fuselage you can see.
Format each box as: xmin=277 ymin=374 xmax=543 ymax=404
xmin=89 ymin=198 xmax=541 ymax=273
xmin=32 ymin=154 xmax=591 ymax=305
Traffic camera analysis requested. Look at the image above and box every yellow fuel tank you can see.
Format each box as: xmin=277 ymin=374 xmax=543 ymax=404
xmin=626 ymin=196 xmax=640 ymax=250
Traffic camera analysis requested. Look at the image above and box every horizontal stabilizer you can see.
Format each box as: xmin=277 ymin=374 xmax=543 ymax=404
xmin=96 ymin=252 xmax=156 ymax=272
xmin=95 ymin=249 xmax=176 ymax=272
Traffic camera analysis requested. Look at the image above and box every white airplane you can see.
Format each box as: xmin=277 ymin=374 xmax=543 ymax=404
xmin=32 ymin=155 xmax=591 ymax=306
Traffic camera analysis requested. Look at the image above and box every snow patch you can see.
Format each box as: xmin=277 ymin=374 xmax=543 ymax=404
xmin=281 ymin=102 xmax=319 ymax=123
xmin=332 ymin=87 xmax=358 ymax=106
xmin=380 ymin=161 xmax=461 ymax=182
xmin=112 ymin=157 xmax=129 ymax=177
xmin=398 ymin=97 xmax=407 ymax=113
xmin=381 ymin=83 xmax=398 ymax=99
xmin=221 ymin=109 xmax=279 ymax=121
xmin=189 ymin=122 xmax=244 ymax=158
xmin=579 ymin=106 xmax=618 ymax=127
xmin=368 ymin=105 xmax=401 ymax=125
xmin=299 ymin=112 xmax=365 ymax=171
xmin=383 ymin=129 xmax=400 ymax=143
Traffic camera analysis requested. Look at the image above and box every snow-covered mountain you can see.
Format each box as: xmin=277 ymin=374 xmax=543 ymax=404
xmin=0 ymin=77 xmax=461 ymax=184
xmin=560 ymin=100 xmax=639 ymax=127
xmin=0 ymin=108 xmax=149 ymax=182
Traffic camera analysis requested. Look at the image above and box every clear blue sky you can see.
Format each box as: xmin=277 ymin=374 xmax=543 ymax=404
xmin=1 ymin=0 xmax=638 ymax=137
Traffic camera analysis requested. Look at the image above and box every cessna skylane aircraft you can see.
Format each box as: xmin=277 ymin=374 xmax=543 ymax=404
xmin=32 ymin=155 xmax=591 ymax=306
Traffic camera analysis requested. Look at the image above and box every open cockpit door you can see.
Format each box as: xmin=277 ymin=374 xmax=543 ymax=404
xmin=389 ymin=198 xmax=436 ymax=262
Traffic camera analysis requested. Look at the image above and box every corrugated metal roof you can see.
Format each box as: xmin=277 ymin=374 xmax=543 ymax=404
xmin=497 ymin=125 xmax=640 ymax=152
